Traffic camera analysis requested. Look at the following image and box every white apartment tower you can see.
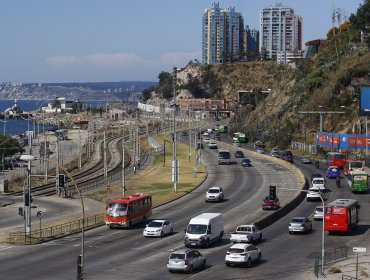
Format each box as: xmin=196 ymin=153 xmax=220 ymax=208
xmin=259 ymin=3 xmax=302 ymax=59
xmin=202 ymin=3 xmax=244 ymax=64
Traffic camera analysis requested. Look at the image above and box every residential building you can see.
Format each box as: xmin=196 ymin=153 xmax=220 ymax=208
xmin=244 ymin=25 xmax=259 ymax=60
xmin=259 ymin=3 xmax=302 ymax=59
xmin=202 ymin=2 xmax=244 ymax=64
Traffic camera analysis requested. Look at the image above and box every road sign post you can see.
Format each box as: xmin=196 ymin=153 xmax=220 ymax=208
xmin=36 ymin=210 xmax=44 ymax=238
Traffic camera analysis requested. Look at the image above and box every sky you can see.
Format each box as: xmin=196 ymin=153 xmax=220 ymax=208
xmin=0 ymin=0 xmax=364 ymax=83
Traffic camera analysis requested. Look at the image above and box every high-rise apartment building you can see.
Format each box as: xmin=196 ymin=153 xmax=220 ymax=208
xmin=202 ymin=3 xmax=244 ymax=64
xmin=259 ymin=3 xmax=302 ymax=59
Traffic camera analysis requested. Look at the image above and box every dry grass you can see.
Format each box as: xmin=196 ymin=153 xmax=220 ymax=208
xmin=95 ymin=133 xmax=207 ymax=207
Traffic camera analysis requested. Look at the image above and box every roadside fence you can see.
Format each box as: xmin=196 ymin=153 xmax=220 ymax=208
xmin=314 ymin=246 xmax=349 ymax=277
xmin=8 ymin=213 xmax=105 ymax=244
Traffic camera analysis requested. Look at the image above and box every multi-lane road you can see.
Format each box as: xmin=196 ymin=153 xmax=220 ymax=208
xmin=0 ymin=132 xmax=369 ymax=280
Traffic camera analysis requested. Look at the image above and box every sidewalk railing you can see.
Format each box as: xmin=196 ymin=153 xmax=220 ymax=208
xmin=314 ymin=246 xmax=349 ymax=277
xmin=8 ymin=213 xmax=105 ymax=244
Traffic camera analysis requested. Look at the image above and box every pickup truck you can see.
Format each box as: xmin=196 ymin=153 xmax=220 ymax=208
xmin=229 ymin=225 xmax=262 ymax=244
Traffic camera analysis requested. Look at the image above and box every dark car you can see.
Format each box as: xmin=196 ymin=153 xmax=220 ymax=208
xmin=282 ymin=150 xmax=293 ymax=163
xmin=181 ymin=131 xmax=188 ymax=136
xmin=241 ymin=158 xmax=252 ymax=167
xmin=310 ymin=173 xmax=323 ymax=182
xmin=235 ymin=151 xmax=245 ymax=158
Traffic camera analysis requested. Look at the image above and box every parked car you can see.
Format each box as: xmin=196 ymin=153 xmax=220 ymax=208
xmin=326 ymin=166 xmax=340 ymax=179
xmin=203 ymin=131 xmax=209 ymax=136
xmin=256 ymin=147 xmax=265 ymax=154
xmin=225 ymin=243 xmax=261 ymax=267
xmin=167 ymin=249 xmax=206 ymax=273
xmin=300 ymin=157 xmax=312 ymax=164
xmin=205 ymin=187 xmax=224 ymax=202
xmin=143 ymin=219 xmax=173 ymax=237
xmin=313 ymin=206 xmax=324 ymax=221
xmin=241 ymin=158 xmax=252 ymax=167
xmin=288 ymin=217 xmax=312 ymax=234
xmin=271 ymin=147 xmax=279 ymax=154
xmin=234 ymin=151 xmax=245 ymax=158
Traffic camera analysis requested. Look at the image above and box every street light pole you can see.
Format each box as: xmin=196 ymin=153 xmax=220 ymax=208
xmin=279 ymin=188 xmax=325 ymax=276
xmin=172 ymin=67 xmax=178 ymax=192
xmin=20 ymin=154 xmax=85 ymax=279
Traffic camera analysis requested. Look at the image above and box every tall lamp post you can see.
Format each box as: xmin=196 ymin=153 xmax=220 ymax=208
xmin=279 ymin=188 xmax=326 ymax=276
xmin=172 ymin=67 xmax=178 ymax=192
xmin=20 ymin=154 xmax=85 ymax=279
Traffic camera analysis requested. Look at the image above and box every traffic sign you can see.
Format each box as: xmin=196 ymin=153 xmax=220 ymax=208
xmin=36 ymin=210 xmax=44 ymax=218
xmin=353 ymin=247 xmax=366 ymax=253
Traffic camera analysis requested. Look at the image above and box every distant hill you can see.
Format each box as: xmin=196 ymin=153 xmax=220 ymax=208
xmin=0 ymin=81 xmax=157 ymax=101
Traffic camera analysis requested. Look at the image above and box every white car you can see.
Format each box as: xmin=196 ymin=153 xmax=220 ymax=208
xmin=225 ymin=243 xmax=261 ymax=267
xmin=203 ymin=131 xmax=209 ymax=136
xmin=208 ymin=142 xmax=218 ymax=149
xmin=203 ymin=137 xmax=211 ymax=144
xmin=233 ymin=141 xmax=241 ymax=147
xmin=313 ymin=206 xmax=324 ymax=221
xmin=143 ymin=219 xmax=173 ymax=237
xmin=205 ymin=186 xmax=224 ymax=202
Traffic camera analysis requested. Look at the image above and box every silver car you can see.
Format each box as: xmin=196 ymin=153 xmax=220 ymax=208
xmin=167 ymin=249 xmax=206 ymax=273
xmin=313 ymin=206 xmax=324 ymax=221
xmin=205 ymin=186 xmax=224 ymax=202
xmin=288 ymin=217 xmax=312 ymax=234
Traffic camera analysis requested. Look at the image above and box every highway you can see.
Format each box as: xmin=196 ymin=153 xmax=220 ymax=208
xmin=0 ymin=137 xmax=301 ymax=280
xmin=0 ymin=131 xmax=368 ymax=280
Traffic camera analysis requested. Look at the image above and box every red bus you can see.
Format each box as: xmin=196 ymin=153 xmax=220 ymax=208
xmin=326 ymin=152 xmax=346 ymax=169
xmin=105 ymin=193 xmax=152 ymax=228
xmin=324 ymin=199 xmax=360 ymax=234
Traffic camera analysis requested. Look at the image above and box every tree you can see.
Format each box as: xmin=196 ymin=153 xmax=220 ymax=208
xmin=51 ymin=98 xmax=61 ymax=113
xmin=349 ymin=0 xmax=370 ymax=29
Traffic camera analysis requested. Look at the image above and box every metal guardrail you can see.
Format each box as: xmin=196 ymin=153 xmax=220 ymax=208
xmin=8 ymin=213 xmax=105 ymax=244
xmin=314 ymin=246 xmax=349 ymax=277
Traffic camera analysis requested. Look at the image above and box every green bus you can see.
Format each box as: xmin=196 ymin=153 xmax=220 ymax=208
xmin=233 ymin=132 xmax=247 ymax=143
xmin=347 ymin=170 xmax=369 ymax=193
xmin=218 ymin=125 xmax=228 ymax=133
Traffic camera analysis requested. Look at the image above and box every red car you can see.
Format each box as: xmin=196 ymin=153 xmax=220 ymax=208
xmin=262 ymin=196 xmax=280 ymax=210
xmin=282 ymin=150 xmax=293 ymax=163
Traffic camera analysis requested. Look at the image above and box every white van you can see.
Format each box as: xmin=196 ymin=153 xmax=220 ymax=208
xmin=184 ymin=213 xmax=224 ymax=247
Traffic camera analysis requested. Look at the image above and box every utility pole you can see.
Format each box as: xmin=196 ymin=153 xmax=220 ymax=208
xmin=172 ymin=67 xmax=178 ymax=192
xmin=121 ymin=129 xmax=126 ymax=197
xmin=78 ymin=126 xmax=82 ymax=169
xmin=103 ymin=131 xmax=107 ymax=180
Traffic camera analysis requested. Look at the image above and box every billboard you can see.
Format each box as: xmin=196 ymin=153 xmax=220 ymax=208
xmin=316 ymin=131 xmax=370 ymax=149
xmin=359 ymin=87 xmax=370 ymax=116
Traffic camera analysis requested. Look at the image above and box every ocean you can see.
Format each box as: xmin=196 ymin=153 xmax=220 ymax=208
xmin=0 ymin=99 xmax=108 ymax=136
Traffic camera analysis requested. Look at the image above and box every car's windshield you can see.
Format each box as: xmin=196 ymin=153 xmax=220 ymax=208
xmin=106 ymin=202 xmax=127 ymax=217
xmin=315 ymin=207 xmax=323 ymax=212
xmin=208 ymin=189 xmax=220 ymax=193
xmin=187 ymin=224 xmax=208 ymax=234
xmin=147 ymin=221 xmax=163 ymax=228
xmin=351 ymin=162 xmax=363 ymax=168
